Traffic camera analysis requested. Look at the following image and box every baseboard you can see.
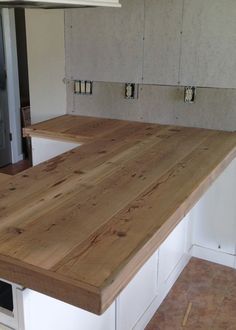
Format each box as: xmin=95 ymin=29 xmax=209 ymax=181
xmin=191 ymin=245 xmax=235 ymax=268
xmin=134 ymin=253 xmax=191 ymax=330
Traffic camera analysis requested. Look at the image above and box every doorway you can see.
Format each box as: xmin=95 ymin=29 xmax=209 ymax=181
xmin=0 ymin=9 xmax=11 ymax=168
xmin=15 ymin=9 xmax=31 ymax=162
xmin=0 ymin=9 xmax=31 ymax=172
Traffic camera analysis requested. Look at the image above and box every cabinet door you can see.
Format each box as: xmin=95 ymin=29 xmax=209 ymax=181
xmin=158 ymin=215 xmax=189 ymax=287
xmin=31 ymin=137 xmax=80 ymax=166
xmin=23 ymin=290 xmax=115 ymax=330
xmin=143 ymin=0 xmax=183 ymax=85
xmin=65 ymin=0 xmax=144 ymax=83
xmin=180 ymin=0 xmax=236 ymax=88
xmin=116 ymin=252 xmax=158 ymax=330
xmin=191 ymin=158 xmax=236 ymax=255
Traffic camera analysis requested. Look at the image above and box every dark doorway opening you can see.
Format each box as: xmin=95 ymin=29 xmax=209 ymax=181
xmin=15 ymin=9 xmax=32 ymax=163
xmin=15 ymin=9 xmax=30 ymax=108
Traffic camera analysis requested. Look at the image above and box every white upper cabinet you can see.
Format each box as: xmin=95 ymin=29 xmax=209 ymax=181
xmin=180 ymin=0 xmax=236 ymax=88
xmin=142 ymin=0 xmax=183 ymax=85
xmin=84 ymin=0 xmax=121 ymax=7
xmin=65 ymin=0 xmax=144 ymax=83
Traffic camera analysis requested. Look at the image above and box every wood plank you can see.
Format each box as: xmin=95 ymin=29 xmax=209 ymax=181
xmin=0 ymin=122 xmax=162 ymax=234
xmin=23 ymin=115 xmax=131 ymax=143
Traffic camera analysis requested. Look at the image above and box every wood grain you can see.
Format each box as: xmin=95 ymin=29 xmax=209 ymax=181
xmin=23 ymin=115 xmax=130 ymax=143
xmin=1 ymin=115 xmax=236 ymax=315
xmin=0 ymin=173 xmax=11 ymax=184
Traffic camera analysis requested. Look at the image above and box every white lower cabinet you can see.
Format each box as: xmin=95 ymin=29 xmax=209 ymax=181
xmin=116 ymin=253 xmax=158 ymax=330
xmin=22 ymin=290 xmax=115 ymax=330
xmin=31 ymin=137 xmax=80 ymax=166
xmin=158 ymin=215 xmax=190 ymax=289
xmin=191 ymin=158 xmax=236 ymax=266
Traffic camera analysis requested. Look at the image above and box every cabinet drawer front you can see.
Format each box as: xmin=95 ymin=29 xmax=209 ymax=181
xmin=158 ymin=217 xmax=188 ymax=286
xmin=116 ymin=252 xmax=158 ymax=330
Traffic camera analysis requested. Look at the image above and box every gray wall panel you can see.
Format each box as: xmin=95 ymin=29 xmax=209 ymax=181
xmin=67 ymin=82 xmax=236 ymax=131
xmin=143 ymin=0 xmax=183 ymax=85
xmin=66 ymin=0 xmax=144 ymax=83
xmin=181 ymin=0 xmax=236 ymax=88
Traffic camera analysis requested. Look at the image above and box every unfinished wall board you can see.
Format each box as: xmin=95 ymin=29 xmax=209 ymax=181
xmin=25 ymin=10 xmax=66 ymax=124
xmin=65 ymin=0 xmax=144 ymax=83
xmin=67 ymin=82 xmax=236 ymax=131
xmin=143 ymin=0 xmax=183 ymax=85
xmin=180 ymin=0 xmax=236 ymax=88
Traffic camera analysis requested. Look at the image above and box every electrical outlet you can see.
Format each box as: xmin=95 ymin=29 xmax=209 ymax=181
xmin=184 ymin=86 xmax=196 ymax=103
xmin=74 ymin=81 xmax=93 ymax=95
xmin=125 ymin=83 xmax=139 ymax=99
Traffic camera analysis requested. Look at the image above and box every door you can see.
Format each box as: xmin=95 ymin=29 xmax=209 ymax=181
xmin=0 ymin=10 xmax=11 ymax=168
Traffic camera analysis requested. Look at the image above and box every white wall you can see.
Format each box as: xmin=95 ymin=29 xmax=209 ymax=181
xmin=2 ymin=9 xmax=23 ymax=163
xmin=25 ymin=9 xmax=66 ymax=124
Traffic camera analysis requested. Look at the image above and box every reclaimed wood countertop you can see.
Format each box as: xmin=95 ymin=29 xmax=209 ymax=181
xmin=1 ymin=115 xmax=236 ymax=314
xmin=0 ymin=173 xmax=11 ymax=183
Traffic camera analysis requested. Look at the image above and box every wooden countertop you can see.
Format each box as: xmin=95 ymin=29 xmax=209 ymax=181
xmin=0 ymin=173 xmax=11 ymax=183
xmin=23 ymin=115 xmax=130 ymax=143
xmin=2 ymin=115 xmax=236 ymax=314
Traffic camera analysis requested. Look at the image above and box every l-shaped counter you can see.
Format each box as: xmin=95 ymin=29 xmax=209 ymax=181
xmin=0 ymin=115 xmax=236 ymax=329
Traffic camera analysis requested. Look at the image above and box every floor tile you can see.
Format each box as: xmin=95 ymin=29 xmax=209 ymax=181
xmin=146 ymin=258 xmax=236 ymax=330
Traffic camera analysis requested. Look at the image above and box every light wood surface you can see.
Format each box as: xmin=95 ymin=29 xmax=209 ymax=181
xmin=23 ymin=115 xmax=129 ymax=143
xmin=2 ymin=115 xmax=236 ymax=314
xmin=0 ymin=173 xmax=11 ymax=183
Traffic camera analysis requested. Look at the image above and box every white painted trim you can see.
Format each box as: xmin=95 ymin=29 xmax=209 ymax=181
xmin=191 ymin=245 xmax=235 ymax=269
xmin=2 ymin=9 xmax=23 ymax=164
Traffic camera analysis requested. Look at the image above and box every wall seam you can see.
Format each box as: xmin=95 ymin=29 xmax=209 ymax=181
xmin=141 ymin=0 xmax=146 ymax=83
xmin=178 ymin=0 xmax=185 ymax=86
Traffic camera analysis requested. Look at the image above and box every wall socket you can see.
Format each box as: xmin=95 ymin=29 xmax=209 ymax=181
xmin=184 ymin=86 xmax=196 ymax=103
xmin=125 ymin=83 xmax=139 ymax=99
xmin=74 ymin=80 xmax=93 ymax=95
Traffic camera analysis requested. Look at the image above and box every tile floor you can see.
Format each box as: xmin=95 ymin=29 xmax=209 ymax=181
xmin=146 ymin=258 xmax=236 ymax=330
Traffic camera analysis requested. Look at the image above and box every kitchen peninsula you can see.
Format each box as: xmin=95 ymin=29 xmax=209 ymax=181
xmin=0 ymin=115 xmax=236 ymax=330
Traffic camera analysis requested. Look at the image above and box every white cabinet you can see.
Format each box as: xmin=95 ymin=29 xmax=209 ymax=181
xmin=82 ymin=0 xmax=121 ymax=7
xmin=142 ymin=0 xmax=183 ymax=85
xmin=180 ymin=0 xmax=236 ymax=88
xmin=65 ymin=0 xmax=144 ymax=83
xmin=191 ymin=158 xmax=236 ymax=257
xmin=116 ymin=252 xmax=158 ymax=330
xmin=22 ymin=290 xmax=115 ymax=330
xmin=31 ymin=137 xmax=80 ymax=166
xmin=158 ymin=215 xmax=190 ymax=289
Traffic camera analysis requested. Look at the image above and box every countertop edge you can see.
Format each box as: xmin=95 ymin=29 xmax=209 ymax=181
xmin=0 ymin=254 xmax=103 ymax=315
xmin=99 ymin=145 xmax=236 ymax=313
